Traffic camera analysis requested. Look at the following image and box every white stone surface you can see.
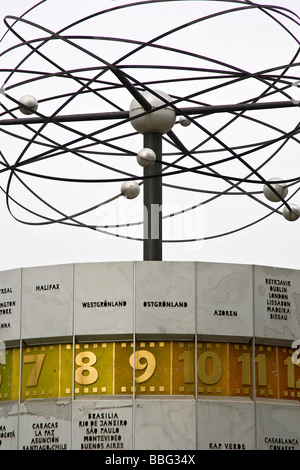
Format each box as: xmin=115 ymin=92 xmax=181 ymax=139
xmin=256 ymin=400 xmax=300 ymax=450
xmin=254 ymin=265 xmax=300 ymax=343
xmin=135 ymin=262 xmax=196 ymax=335
xmin=72 ymin=399 xmax=133 ymax=450
xmin=21 ymin=264 xmax=73 ymax=342
xmin=134 ymin=399 xmax=196 ymax=449
xmin=18 ymin=400 xmax=72 ymax=450
xmin=75 ymin=262 xmax=134 ymax=338
xmin=197 ymin=263 xmax=253 ymax=340
xmin=0 ymin=402 xmax=18 ymax=450
xmin=0 ymin=269 xmax=21 ymax=346
xmin=197 ymin=397 xmax=255 ymax=450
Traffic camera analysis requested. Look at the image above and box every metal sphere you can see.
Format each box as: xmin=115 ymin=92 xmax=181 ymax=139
xmin=137 ymin=148 xmax=156 ymax=167
xmin=179 ymin=116 xmax=191 ymax=127
xmin=282 ymin=203 xmax=300 ymax=221
xmin=19 ymin=95 xmax=38 ymax=115
xmin=263 ymin=178 xmax=288 ymax=202
xmin=129 ymin=90 xmax=176 ymax=134
xmin=121 ymin=181 xmax=140 ymax=199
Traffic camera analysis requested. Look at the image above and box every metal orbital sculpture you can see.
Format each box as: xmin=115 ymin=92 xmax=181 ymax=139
xmin=0 ymin=0 xmax=300 ymax=261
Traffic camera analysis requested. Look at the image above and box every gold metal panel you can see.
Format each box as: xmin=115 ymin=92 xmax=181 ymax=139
xmin=2 ymin=341 xmax=300 ymax=402
xmin=197 ymin=343 xmax=229 ymax=396
xmin=135 ymin=341 xmax=171 ymax=395
xmin=229 ymin=343 xmax=253 ymax=398
xmin=0 ymin=348 xmax=19 ymax=401
xmin=115 ymin=341 xmax=171 ymax=395
xmin=22 ymin=344 xmax=72 ymax=399
xmin=114 ymin=341 xmax=134 ymax=395
xmin=60 ymin=344 xmax=73 ymax=397
xmin=74 ymin=343 xmax=113 ymax=396
xmin=172 ymin=341 xmax=195 ymax=395
xmin=277 ymin=346 xmax=300 ymax=400
xmin=255 ymin=345 xmax=278 ymax=399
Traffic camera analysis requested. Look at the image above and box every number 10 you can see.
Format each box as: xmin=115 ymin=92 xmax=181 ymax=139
xmin=180 ymin=350 xmax=223 ymax=385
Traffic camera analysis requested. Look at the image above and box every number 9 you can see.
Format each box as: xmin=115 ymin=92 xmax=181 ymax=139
xmin=129 ymin=350 xmax=156 ymax=383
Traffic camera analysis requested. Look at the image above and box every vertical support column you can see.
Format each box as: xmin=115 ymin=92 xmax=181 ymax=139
xmin=143 ymin=132 xmax=163 ymax=261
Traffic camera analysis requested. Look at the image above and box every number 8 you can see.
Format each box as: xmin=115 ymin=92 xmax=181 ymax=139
xmin=75 ymin=351 xmax=99 ymax=385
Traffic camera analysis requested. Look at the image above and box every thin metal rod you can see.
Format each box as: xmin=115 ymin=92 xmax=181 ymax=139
xmin=178 ymin=100 xmax=300 ymax=116
xmin=0 ymin=100 xmax=298 ymax=126
xmin=109 ymin=65 xmax=152 ymax=111
xmin=0 ymin=110 xmax=129 ymax=125
xmin=143 ymin=132 xmax=162 ymax=261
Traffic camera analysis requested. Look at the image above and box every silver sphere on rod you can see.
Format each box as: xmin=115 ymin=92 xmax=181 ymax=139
xmin=137 ymin=149 xmax=156 ymax=168
xmin=19 ymin=95 xmax=38 ymax=115
xmin=263 ymin=178 xmax=288 ymax=203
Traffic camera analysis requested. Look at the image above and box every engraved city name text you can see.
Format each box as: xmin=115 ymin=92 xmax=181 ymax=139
xmin=265 ymin=278 xmax=292 ymax=320
xmin=0 ymin=286 xmax=15 ymax=330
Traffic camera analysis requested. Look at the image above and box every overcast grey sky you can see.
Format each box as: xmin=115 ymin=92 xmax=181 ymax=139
xmin=0 ymin=0 xmax=299 ymax=272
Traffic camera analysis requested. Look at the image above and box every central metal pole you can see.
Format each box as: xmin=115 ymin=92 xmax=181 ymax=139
xmin=143 ymin=132 xmax=163 ymax=261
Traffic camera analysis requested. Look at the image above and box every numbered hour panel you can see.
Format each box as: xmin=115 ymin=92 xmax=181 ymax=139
xmin=277 ymin=346 xmax=300 ymax=400
xmin=74 ymin=343 xmax=113 ymax=396
xmin=0 ymin=348 xmax=19 ymax=401
xmin=197 ymin=343 xmax=230 ymax=396
xmin=22 ymin=344 xmax=73 ymax=400
xmin=115 ymin=341 xmax=172 ymax=395
xmin=1 ymin=342 xmax=300 ymax=401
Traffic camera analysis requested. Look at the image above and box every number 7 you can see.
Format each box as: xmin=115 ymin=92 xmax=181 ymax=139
xmin=24 ymin=354 xmax=46 ymax=387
